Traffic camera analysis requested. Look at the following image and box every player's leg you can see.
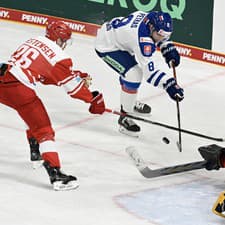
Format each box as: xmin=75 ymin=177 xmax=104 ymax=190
xmin=16 ymin=90 xmax=78 ymax=190
xmin=120 ymin=65 xmax=151 ymax=114
xmin=118 ymin=67 xmax=142 ymax=136
xmin=26 ymin=129 xmax=42 ymax=166
xmin=0 ymin=70 xmax=41 ymax=163
xmin=96 ymin=50 xmax=150 ymax=136
xmin=0 ymin=76 xmax=78 ymax=190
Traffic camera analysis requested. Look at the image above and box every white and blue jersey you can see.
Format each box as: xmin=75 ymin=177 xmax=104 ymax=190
xmin=95 ymin=11 xmax=171 ymax=90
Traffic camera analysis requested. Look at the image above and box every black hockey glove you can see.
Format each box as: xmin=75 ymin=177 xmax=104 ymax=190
xmin=198 ymin=144 xmax=225 ymax=170
xmin=0 ymin=63 xmax=9 ymax=76
xmin=163 ymin=78 xmax=184 ymax=102
xmin=160 ymin=42 xmax=180 ymax=68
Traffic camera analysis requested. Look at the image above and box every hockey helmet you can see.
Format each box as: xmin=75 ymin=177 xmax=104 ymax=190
xmin=46 ymin=21 xmax=72 ymax=42
xmin=144 ymin=11 xmax=173 ymax=38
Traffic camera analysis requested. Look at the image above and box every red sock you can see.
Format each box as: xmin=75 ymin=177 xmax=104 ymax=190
xmin=42 ymin=152 xmax=61 ymax=168
xmin=220 ymin=154 xmax=225 ymax=168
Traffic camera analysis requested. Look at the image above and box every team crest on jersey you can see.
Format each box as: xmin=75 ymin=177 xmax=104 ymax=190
xmin=144 ymin=45 xmax=152 ymax=55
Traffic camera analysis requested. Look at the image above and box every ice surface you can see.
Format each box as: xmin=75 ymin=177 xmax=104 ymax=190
xmin=0 ymin=21 xmax=225 ymax=225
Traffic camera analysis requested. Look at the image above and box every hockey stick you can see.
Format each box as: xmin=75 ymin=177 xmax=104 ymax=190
xmin=172 ymin=63 xmax=182 ymax=152
xmin=105 ymin=108 xmax=225 ymax=142
xmin=126 ymin=146 xmax=207 ymax=178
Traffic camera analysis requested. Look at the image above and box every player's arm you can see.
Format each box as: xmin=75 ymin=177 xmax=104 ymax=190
xmin=52 ymin=59 xmax=105 ymax=114
xmin=158 ymin=40 xmax=180 ymax=68
xmin=135 ymin=43 xmax=184 ymax=102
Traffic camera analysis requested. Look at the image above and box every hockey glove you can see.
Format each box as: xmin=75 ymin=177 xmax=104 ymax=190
xmin=198 ymin=144 xmax=225 ymax=170
xmin=0 ymin=63 xmax=9 ymax=76
xmin=160 ymin=42 xmax=180 ymax=67
xmin=163 ymin=78 xmax=184 ymax=102
xmin=89 ymin=91 xmax=105 ymax=114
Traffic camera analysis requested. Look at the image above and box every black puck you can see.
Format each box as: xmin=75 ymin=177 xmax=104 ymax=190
xmin=162 ymin=137 xmax=170 ymax=144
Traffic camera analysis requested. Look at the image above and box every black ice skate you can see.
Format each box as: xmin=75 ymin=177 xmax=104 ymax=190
xmin=43 ymin=161 xmax=79 ymax=191
xmin=118 ymin=114 xmax=140 ymax=137
xmin=133 ymin=101 xmax=151 ymax=116
xmin=28 ymin=137 xmax=43 ymax=169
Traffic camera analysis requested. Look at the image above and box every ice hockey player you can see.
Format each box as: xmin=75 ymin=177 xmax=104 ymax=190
xmin=95 ymin=11 xmax=184 ymax=137
xmin=0 ymin=20 xmax=105 ymax=191
xmin=198 ymin=144 xmax=225 ymax=217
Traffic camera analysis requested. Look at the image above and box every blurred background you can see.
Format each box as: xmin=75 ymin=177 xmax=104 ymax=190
xmin=1 ymin=0 xmax=225 ymax=53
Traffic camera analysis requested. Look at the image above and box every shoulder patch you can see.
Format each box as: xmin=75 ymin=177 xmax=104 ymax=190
xmin=139 ymin=43 xmax=156 ymax=57
xmin=144 ymin=45 xmax=152 ymax=56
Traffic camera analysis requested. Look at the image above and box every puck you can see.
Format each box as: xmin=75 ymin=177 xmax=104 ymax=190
xmin=162 ymin=137 xmax=170 ymax=144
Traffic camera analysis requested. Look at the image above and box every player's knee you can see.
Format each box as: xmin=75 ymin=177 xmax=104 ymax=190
xmin=32 ymin=126 xmax=55 ymax=143
xmin=119 ymin=76 xmax=141 ymax=93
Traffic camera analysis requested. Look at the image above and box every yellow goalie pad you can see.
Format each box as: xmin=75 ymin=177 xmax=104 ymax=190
xmin=212 ymin=191 xmax=225 ymax=218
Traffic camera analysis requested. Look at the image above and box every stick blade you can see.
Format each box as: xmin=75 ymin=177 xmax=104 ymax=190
xmin=125 ymin=146 xmax=207 ymax=178
xmin=125 ymin=146 xmax=160 ymax=178
xmin=176 ymin=141 xmax=182 ymax=152
xmin=125 ymin=146 xmax=146 ymax=170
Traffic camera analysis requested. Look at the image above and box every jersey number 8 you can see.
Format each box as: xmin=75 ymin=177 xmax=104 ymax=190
xmin=111 ymin=15 xmax=134 ymax=29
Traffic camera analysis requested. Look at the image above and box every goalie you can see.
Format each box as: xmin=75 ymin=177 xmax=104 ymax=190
xmin=198 ymin=144 xmax=225 ymax=218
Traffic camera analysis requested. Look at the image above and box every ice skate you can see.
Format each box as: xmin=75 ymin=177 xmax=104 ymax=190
xmin=43 ymin=161 xmax=79 ymax=191
xmin=28 ymin=137 xmax=43 ymax=169
xmin=118 ymin=114 xmax=140 ymax=137
xmin=133 ymin=101 xmax=151 ymax=116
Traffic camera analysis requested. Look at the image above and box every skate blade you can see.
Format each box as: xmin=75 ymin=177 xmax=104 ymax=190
xmin=119 ymin=126 xmax=139 ymax=137
xmin=53 ymin=180 xmax=79 ymax=191
xmin=32 ymin=160 xmax=44 ymax=169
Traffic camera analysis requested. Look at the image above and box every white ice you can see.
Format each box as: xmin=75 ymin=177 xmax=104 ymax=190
xmin=0 ymin=21 xmax=225 ymax=225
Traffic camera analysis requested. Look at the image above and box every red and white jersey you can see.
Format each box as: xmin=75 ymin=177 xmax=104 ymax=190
xmin=8 ymin=36 xmax=92 ymax=102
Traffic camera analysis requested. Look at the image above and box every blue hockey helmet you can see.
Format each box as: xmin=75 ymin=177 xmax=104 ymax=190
xmin=143 ymin=11 xmax=173 ymax=38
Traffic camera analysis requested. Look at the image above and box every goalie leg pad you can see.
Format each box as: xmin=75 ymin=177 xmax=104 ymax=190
xmin=212 ymin=191 xmax=225 ymax=218
xmin=53 ymin=180 xmax=79 ymax=191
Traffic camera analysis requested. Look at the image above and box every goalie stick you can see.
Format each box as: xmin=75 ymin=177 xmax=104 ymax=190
xmin=126 ymin=146 xmax=207 ymax=178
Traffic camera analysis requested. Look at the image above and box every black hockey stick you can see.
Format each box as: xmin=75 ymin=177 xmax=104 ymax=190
xmin=105 ymin=108 xmax=225 ymax=142
xmin=172 ymin=64 xmax=182 ymax=152
xmin=126 ymin=146 xmax=207 ymax=178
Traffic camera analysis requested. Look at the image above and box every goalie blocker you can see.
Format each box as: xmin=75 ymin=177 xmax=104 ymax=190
xmin=198 ymin=144 xmax=225 ymax=218
xmin=198 ymin=144 xmax=225 ymax=170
